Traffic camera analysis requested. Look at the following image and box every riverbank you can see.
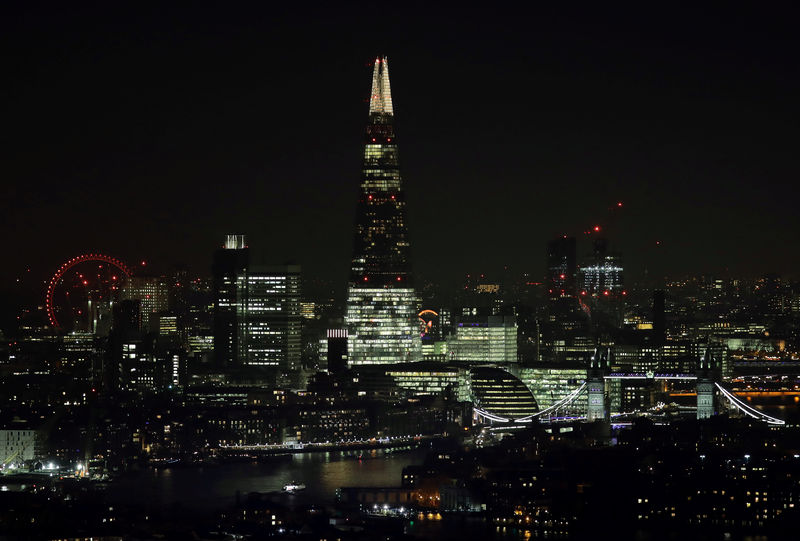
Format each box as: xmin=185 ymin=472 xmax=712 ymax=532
xmin=215 ymin=433 xmax=446 ymax=455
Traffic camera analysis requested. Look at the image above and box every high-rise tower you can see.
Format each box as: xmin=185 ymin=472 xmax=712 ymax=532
xmin=213 ymin=235 xmax=302 ymax=373
xmin=345 ymin=57 xmax=421 ymax=365
xmin=212 ymin=235 xmax=249 ymax=368
xmin=546 ymin=236 xmax=577 ymax=298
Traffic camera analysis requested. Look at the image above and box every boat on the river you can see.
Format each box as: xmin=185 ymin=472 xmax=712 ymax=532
xmin=283 ymin=482 xmax=306 ymax=493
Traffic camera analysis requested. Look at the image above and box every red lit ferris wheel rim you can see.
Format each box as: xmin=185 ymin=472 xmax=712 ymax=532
xmin=46 ymin=253 xmax=132 ymax=328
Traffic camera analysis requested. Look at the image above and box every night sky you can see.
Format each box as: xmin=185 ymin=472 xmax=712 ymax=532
xmin=3 ymin=3 xmax=799 ymax=317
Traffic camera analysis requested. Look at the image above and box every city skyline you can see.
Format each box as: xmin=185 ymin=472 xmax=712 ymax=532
xmin=4 ymin=4 xmax=800 ymax=313
xmin=3 ymin=6 xmax=800 ymax=538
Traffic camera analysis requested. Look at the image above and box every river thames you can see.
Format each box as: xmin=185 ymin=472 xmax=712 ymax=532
xmin=101 ymin=400 xmax=797 ymax=541
xmin=106 ymin=447 xmax=428 ymax=511
xmin=106 ymin=400 xmax=799 ymax=513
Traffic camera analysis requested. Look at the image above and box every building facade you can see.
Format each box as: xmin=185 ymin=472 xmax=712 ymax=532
xmin=547 ymin=236 xmax=577 ymax=298
xmin=579 ymin=237 xmax=624 ymax=296
xmin=446 ymin=316 xmax=517 ymax=364
xmin=0 ymin=429 xmax=38 ymax=467
xmin=345 ymin=57 xmax=421 ymax=365
xmin=238 ymin=265 xmax=301 ymax=371
xmin=212 ymin=234 xmax=250 ymax=367
xmin=213 ymin=235 xmax=301 ymax=372
xmin=121 ymin=276 xmax=170 ymax=332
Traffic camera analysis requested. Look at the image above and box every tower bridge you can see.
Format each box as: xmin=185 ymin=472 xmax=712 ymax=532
xmin=473 ymin=347 xmax=785 ymax=426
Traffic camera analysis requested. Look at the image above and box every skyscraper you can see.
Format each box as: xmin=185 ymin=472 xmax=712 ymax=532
xmin=212 ymin=234 xmax=249 ymax=367
xmin=579 ymin=237 xmax=624 ymax=296
xmin=212 ymin=235 xmax=301 ymax=372
xmin=345 ymin=57 xmax=421 ymax=365
xmin=546 ymin=236 xmax=577 ymax=298
xmin=240 ymin=264 xmax=301 ymax=371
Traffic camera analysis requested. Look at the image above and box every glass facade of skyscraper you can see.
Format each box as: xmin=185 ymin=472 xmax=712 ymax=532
xmin=212 ymin=237 xmax=249 ymax=367
xmin=346 ymin=287 xmax=420 ymax=364
xmin=238 ymin=267 xmax=301 ymax=371
xmin=446 ymin=316 xmax=518 ymax=364
xmin=346 ymin=57 xmax=421 ymax=365
xmin=213 ymin=237 xmax=301 ymax=372
xmin=579 ymin=237 xmax=624 ymax=295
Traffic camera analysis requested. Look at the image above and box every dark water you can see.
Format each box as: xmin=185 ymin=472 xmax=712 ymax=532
xmin=107 ymin=448 xmax=427 ymax=511
xmin=753 ymin=399 xmax=800 ymax=423
xmin=107 ymin=399 xmax=799 ymax=515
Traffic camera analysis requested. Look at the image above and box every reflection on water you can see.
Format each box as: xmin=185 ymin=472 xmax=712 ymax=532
xmin=108 ymin=399 xmax=798 ymax=514
xmin=108 ymin=448 xmax=427 ymax=511
xmin=751 ymin=396 xmax=800 ymax=423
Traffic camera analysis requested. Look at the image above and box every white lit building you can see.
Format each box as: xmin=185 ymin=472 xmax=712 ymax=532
xmin=346 ymin=288 xmax=421 ymax=365
xmin=238 ymin=265 xmax=302 ymax=371
xmin=446 ymin=316 xmax=517 ymax=364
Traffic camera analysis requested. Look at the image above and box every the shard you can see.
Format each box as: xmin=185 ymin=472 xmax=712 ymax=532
xmin=345 ymin=57 xmax=421 ymax=365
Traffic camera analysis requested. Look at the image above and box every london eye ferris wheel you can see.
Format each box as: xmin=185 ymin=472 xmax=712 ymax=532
xmin=45 ymin=254 xmax=132 ymax=334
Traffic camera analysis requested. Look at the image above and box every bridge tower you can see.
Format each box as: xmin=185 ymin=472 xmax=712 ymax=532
xmin=696 ymin=347 xmax=718 ymax=420
xmin=587 ymin=347 xmax=610 ymax=422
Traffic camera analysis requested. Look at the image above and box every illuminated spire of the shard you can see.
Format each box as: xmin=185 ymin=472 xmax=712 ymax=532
xmin=368 ymin=56 xmax=393 ymax=116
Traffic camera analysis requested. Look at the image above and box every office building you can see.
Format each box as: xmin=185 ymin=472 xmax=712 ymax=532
xmin=516 ymin=365 xmax=586 ymax=413
xmin=121 ymin=276 xmax=170 ymax=331
xmin=239 ymin=265 xmax=301 ymax=371
xmin=470 ymin=367 xmax=539 ymax=421
xmin=345 ymin=57 xmax=421 ymax=365
xmin=212 ymin=234 xmax=250 ymax=367
xmin=579 ymin=237 xmax=624 ymax=296
xmin=547 ymin=236 xmax=577 ymax=298
xmin=382 ymin=362 xmax=471 ymax=402
xmin=212 ymin=236 xmax=301 ymax=372
xmin=446 ymin=316 xmax=517 ymax=364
